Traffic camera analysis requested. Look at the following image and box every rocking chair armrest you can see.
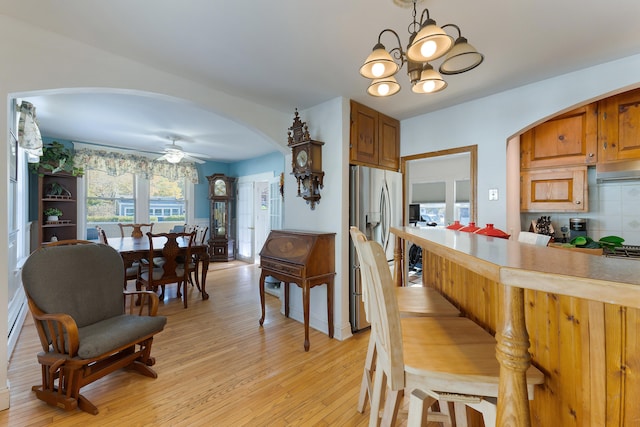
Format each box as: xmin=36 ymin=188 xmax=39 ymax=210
xmin=123 ymin=290 xmax=160 ymax=316
xmin=27 ymin=298 xmax=80 ymax=356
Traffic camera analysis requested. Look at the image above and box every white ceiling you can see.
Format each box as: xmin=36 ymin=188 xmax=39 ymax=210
xmin=6 ymin=0 xmax=640 ymax=162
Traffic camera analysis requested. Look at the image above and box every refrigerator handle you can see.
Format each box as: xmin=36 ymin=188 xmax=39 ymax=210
xmin=380 ymin=180 xmax=391 ymax=253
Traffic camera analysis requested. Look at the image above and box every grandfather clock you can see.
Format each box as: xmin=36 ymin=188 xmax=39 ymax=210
xmin=207 ymin=174 xmax=236 ymax=261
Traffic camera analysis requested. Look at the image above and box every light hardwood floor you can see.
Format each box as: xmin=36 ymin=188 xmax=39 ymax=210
xmin=1 ymin=262 xmax=383 ymax=426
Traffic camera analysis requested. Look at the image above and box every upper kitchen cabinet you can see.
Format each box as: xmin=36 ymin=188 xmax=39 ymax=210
xmin=350 ymin=100 xmax=400 ymax=171
xmin=521 ymin=166 xmax=588 ymax=212
xmin=598 ymin=88 xmax=640 ymax=162
xmin=520 ymin=104 xmax=597 ymax=169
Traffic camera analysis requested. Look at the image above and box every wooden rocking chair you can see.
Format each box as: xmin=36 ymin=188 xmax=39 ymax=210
xmin=21 ymin=241 xmax=167 ymax=415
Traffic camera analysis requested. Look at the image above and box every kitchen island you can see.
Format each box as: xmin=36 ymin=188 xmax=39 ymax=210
xmin=392 ymin=226 xmax=640 ymax=427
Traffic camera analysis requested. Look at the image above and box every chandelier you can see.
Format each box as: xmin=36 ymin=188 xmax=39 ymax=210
xmin=359 ymin=0 xmax=484 ymax=96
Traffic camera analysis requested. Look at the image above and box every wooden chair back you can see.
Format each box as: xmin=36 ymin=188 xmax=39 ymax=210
xmin=96 ymin=226 xmax=108 ymax=244
xmin=356 ymin=234 xmax=406 ymax=392
xmin=184 ymin=224 xmax=208 ymax=245
xmin=137 ymin=231 xmax=196 ymax=308
xmin=118 ymin=223 xmax=154 ymax=238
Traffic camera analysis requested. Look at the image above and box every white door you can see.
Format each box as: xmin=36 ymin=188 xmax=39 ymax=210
xmin=253 ymin=181 xmax=270 ymax=263
xmin=236 ymin=181 xmax=254 ymax=263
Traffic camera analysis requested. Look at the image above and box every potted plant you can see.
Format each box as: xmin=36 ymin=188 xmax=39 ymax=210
xmin=45 ymin=181 xmax=72 ymax=197
xmin=44 ymin=207 xmax=63 ymax=222
xmin=29 ymin=141 xmax=84 ymax=177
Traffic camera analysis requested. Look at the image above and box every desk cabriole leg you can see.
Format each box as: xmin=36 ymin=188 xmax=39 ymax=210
xmin=327 ymin=279 xmax=334 ymax=339
xmin=259 ymin=271 xmax=266 ymax=326
xmin=496 ymin=284 xmax=532 ymax=427
xmin=302 ymin=282 xmax=310 ymax=351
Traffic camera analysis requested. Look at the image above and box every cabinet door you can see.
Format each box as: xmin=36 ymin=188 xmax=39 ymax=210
xmin=521 ymin=105 xmax=597 ymax=169
xmin=378 ymin=112 xmax=400 ymax=170
xmin=350 ymin=100 xmax=378 ymax=165
xmin=598 ymin=88 xmax=640 ymax=162
xmin=521 ymin=166 xmax=587 ymax=212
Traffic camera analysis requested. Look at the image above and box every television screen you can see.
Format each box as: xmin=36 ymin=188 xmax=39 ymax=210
xmin=409 ymin=204 xmax=421 ymax=223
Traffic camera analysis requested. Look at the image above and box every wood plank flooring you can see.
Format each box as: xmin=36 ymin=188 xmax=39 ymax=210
xmin=0 ymin=262 xmax=385 ymax=426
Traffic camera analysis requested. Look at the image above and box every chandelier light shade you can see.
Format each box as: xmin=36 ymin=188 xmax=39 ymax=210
xmin=360 ymin=0 xmax=483 ymax=96
xmin=439 ymin=29 xmax=485 ymax=75
xmin=360 ymin=43 xmax=400 ymax=79
xmin=412 ymin=64 xmax=447 ymax=94
xmin=367 ymin=76 xmax=401 ymax=97
xmin=406 ymin=18 xmax=453 ymax=63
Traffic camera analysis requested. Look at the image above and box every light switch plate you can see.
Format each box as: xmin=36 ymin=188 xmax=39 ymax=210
xmin=489 ymin=188 xmax=498 ymax=201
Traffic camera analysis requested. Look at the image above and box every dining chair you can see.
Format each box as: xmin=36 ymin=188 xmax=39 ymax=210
xmin=350 ymin=227 xmax=460 ymax=421
xmin=353 ymin=233 xmax=545 ymax=426
xmin=98 ymin=226 xmax=141 ymax=288
xmin=136 ymin=231 xmax=196 ymax=308
xmin=118 ymin=222 xmax=155 ymax=238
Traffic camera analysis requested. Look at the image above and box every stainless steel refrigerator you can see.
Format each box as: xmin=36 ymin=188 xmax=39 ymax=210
xmin=349 ymin=165 xmax=403 ymax=332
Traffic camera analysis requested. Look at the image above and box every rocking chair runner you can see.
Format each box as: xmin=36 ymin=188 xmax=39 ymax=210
xmin=21 ymin=241 xmax=167 ymax=415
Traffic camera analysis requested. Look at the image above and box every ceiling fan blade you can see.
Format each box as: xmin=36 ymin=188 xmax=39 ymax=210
xmin=183 ymin=153 xmax=206 ymax=164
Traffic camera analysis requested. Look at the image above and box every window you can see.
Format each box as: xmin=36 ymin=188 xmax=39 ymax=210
xmin=149 ymin=174 xmax=186 ymax=230
xmin=86 ymin=170 xmax=135 ymax=230
xmin=86 ymin=171 xmax=189 ymax=237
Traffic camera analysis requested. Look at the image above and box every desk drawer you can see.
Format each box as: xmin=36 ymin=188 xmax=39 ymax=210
xmin=261 ymin=259 xmax=303 ymax=277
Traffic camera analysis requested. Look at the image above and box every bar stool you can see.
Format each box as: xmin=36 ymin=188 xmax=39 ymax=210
xmin=350 ymin=227 xmax=460 ymax=424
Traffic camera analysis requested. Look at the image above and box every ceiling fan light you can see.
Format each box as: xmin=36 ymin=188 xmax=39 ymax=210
xmin=439 ymin=37 xmax=484 ymax=75
xmin=407 ymin=19 xmax=453 ymax=62
xmin=360 ymin=44 xmax=399 ymax=79
xmin=164 ymin=150 xmax=184 ymax=163
xmin=412 ymin=64 xmax=447 ymax=94
xmin=367 ymin=76 xmax=401 ymax=97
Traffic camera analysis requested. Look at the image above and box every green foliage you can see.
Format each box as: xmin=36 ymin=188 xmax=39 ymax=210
xmin=44 ymin=207 xmax=63 ymax=217
xmin=29 ymin=141 xmax=84 ymax=176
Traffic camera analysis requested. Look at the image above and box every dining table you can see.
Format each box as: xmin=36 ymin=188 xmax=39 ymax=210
xmin=106 ymin=236 xmax=211 ymax=300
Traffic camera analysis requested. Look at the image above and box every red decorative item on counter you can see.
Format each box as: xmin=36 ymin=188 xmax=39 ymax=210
xmin=446 ymin=220 xmax=463 ymax=230
xmin=475 ymin=224 xmax=511 ymax=239
xmin=458 ymin=222 xmax=480 ymax=233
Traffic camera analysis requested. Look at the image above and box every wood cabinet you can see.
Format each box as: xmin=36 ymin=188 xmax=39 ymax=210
xmin=38 ymin=172 xmax=78 ymax=245
xmin=520 ymin=104 xmax=597 ymax=169
xmin=520 ymin=166 xmax=588 ymax=212
xmin=350 ymin=100 xmax=400 ymax=170
xmin=597 ymin=87 xmax=640 ymax=162
xmin=207 ymin=174 xmax=235 ymax=261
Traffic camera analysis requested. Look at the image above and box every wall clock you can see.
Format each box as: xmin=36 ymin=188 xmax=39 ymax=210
xmin=287 ymin=109 xmax=325 ymax=209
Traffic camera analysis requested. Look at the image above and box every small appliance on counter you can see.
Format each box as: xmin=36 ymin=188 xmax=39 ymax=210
xmin=569 ymin=218 xmax=588 ymax=239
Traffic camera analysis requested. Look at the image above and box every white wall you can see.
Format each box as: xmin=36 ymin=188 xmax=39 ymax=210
xmin=401 ymin=55 xmax=640 ymax=230
xmin=282 ymin=97 xmax=352 ymax=342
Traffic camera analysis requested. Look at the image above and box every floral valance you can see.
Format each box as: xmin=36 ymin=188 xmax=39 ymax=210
xmin=17 ymin=101 xmax=44 ymax=160
xmin=74 ymin=148 xmax=199 ymax=184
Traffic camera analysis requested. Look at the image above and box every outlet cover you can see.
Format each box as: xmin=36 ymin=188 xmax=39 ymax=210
xmin=489 ymin=188 xmax=498 ymax=201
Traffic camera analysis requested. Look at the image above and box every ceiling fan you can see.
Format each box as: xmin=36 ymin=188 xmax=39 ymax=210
xmin=156 ymin=137 xmax=205 ymax=164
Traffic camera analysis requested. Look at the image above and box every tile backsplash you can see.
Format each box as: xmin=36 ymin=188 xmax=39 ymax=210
xmin=521 ymin=168 xmax=640 ymax=245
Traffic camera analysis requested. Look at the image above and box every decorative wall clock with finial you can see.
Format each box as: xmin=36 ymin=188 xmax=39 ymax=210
xmin=287 ymin=109 xmax=325 ymax=210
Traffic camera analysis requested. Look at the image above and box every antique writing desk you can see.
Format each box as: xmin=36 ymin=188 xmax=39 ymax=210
xmin=259 ymin=230 xmax=335 ymax=351
xmin=107 ymin=236 xmax=211 ymax=300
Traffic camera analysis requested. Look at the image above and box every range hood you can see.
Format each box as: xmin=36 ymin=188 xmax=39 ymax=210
xmin=596 ymin=160 xmax=640 ymax=182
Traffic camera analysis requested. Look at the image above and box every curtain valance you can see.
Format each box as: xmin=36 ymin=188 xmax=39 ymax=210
xmin=74 ymin=148 xmax=199 ymax=184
